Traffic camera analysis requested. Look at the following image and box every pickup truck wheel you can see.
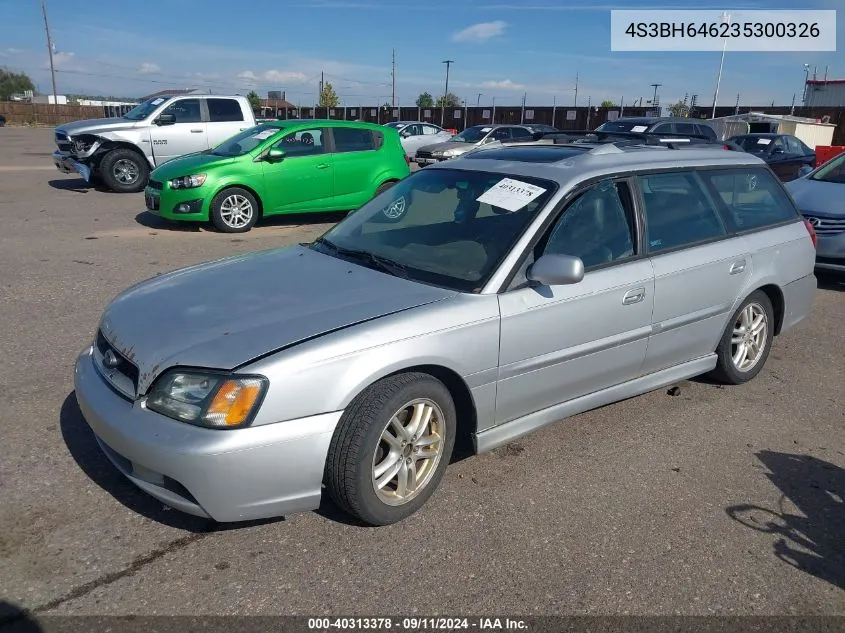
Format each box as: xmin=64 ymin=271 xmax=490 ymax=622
xmin=210 ymin=187 xmax=259 ymax=233
xmin=709 ymin=290 xmax=774 ymax=385
xmin=100 ymin=149 xmax=149 ymax=193
xmin=325 ymin=372 xmax=456 ymax=526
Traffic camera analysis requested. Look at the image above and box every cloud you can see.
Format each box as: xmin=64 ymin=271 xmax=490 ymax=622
xmin=138 ymin=62 xmax=161 ymax=74
xmin=238 ymin=70 xmax=259 ymax=81
xmin=481 ymin=79 xmax=525 ymax=91
xmin=51 ymin=51 xmax=75 ymax=67
xmin=452 ymin=21 xmax=507 ymax=43
xmin=6 ymin=47 xmax=23 ymax=54
xmin=263 ymin=70 xmax=308 ymax=83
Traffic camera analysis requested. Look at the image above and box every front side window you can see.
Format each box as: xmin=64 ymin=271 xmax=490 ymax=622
xmin=422 ymin=125 xmax=442 ymax=135
xmin=703 ymin=168 xmax=798 ymax=231
xmin=451 ymin=126 xmax=489 ymax=143
xmin=639 ymin=171 xmax=727 ymax=252
xmin=208 ymin=98 xmax=244 ymax=122
xmin=161 ymin=98 xmax=202 ymax=123
xmin=809 ymin=151 xmax=845 ymax=183
xmin=543 ymin=180 xmax=637 ymax=268
xmin=490 ymin=128 xmax=511 ymax=141
xmin=313 ymin=168 xmax=556 ymax=292
xmin=272 ymin=128 xmax=325 ymax=156
xmin=333 ymin=127 xmax=379 ymax=152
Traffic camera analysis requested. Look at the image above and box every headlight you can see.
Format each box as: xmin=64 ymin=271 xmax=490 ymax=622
xmin=442 ymin=149 xmax=461 ymax=158
xmin=169 ymin=174 xmax=207 ymax=189
xmin=145 ymin=370 xmax=268 ymax=429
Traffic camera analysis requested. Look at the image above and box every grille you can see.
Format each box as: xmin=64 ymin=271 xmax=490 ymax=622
xmin=95 ymin=330 xmax=140 ymax=397
xmin=416 ymin=150 xmax=433 ymax=159
xmin=55 ymin=131 xmax=72 ymax=152
xmin=148 ymin=179 xmax=163 ymax=190
xmin=804 ymin=215 xmax=845 ymax=236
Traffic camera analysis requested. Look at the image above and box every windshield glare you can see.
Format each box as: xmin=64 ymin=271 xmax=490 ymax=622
xmin=452 ymin=127 xmax=489 ymax=143
xmin=596 ymin=121 xmax=646 ymax=133
xmin=123 ymin=97 xmax=169 ymax=121
xmin=810 ymin=151 xmax=845 ymax=184
xmin=211 ymin=125 xmax=281 ymax=157
xmin=314 ymin=168 xmax=556 ymax=292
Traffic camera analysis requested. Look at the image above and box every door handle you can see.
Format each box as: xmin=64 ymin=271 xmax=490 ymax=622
xmin=190 ymin=129 xmax=203 ymax=133
xmin=729 ymin=259 xmax=746 ymax=274
xmin=622 ymin=287 xmax=645 ymax=305
xmin=316 ymin=163 xmax=330 ymax=169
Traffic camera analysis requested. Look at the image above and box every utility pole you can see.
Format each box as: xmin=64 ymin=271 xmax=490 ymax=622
xmin=711 ymin=11 xmax=731 ymax=119
xmin=491 ymin=96 xmax=496 ymax=124
xmin=551 ymin=94 xmax=556 ymax=128
xmin=391 ymin=49 xmax=396 ymax=108
xmin=477 ymin=93 xmax=482 ymax=107
xmin=41 ymin=0 xmax=58 ymax=104
xmin=319 ymin=70 xmax=324 ymax=107
xmin=520 ymin=92 xmax=526 ymax=124
xmin=650 ymin=83 xmax=662 ymax=114
xmin=574 ymin=71 xmax=579 ymax=108
xmin=620 ymin=95 xmax=624 ymax=117
xmin=441 ymin=60 xmax=454 ymax=127
xmin=734 ymin=92 xmax=740 ymax=115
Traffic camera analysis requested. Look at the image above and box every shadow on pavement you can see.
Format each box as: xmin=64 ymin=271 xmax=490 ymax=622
xmin=0 ymin=600 xmax=42 ymax=632
xmin=134 ymin=210 xmax=348 ymax=233
xmin=59 ymin=392 xmax=283 ymax=533
xmin=817 ymin=272 xmax=844 ymax=292
xmin=726 ymin=450 xmax=845 ymax=590
xmin=47 ymin=178 xmax=112 ymax=194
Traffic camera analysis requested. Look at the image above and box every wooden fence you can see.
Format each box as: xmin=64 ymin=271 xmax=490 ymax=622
xmin=3 ymin=101 xmax=844 ymax=145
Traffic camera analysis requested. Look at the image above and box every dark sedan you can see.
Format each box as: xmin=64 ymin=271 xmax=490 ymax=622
xmin=727 ymin=133 xmax=816 ymax=182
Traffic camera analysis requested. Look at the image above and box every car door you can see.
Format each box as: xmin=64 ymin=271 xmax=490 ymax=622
xmin=151 ymin=98 xmax=206 ymax=164
xmin=764 ymin=136 xmax=797 ymax=181
xmin=423 ymin=123 xmax=453 ymax=144
xmin=205 ymin=98 xmax=251 ymax=150
xmin=329 ymin=126 xmax=384 ymax=208
xmin=496 ymin=178 xmax=655 ymax=425
xmin=260 ymin=127 xmax=334 ymax=213
xmin=784 ymin=136 xmax=816 ymax=179
xmin=637 ymin=169 xmax=751 ymax=375
xmin=399 ymin=123 xmax=424 ymax=157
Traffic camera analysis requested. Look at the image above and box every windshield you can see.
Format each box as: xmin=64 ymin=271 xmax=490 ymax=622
xmin=730 ymin=136 xmax=775 ymax=153
xmin=122 ymin=96 xmax=170 ymax=121
xmin=312 ymin=168 xmax=556 ymax=292
xmin=596 ymin=120 xmax=651 ymax=133
xmin=809 ymin=151 xmax=845 ymax=184
xmin=211 ymin=125 xmax=282 ymax=157
xmin=451 ymin=126 xmax=490 ymax=143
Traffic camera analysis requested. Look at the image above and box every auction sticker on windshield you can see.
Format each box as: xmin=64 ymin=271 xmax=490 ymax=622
xmin=253 ymin=129 xmax=278 ymax=140
xmin=757 ymin=138 xmax=772 ymax=145
xmin=151 ymin=98 xmax=165 ymax=105
xmin=477 ymin=178 xmax=546 ymax=212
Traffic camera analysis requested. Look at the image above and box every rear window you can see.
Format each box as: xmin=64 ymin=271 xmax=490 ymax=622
xmin=333 ymin=127 xmax=381 ymax=152
xmin=207 ymin=98 xmax=244 ymax=122
xmin=702 ymin=168 xmax=798 ymax=231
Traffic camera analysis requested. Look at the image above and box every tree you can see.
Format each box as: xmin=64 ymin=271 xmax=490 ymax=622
xmin=382 ymin=102 xmax=392 ymax=109
xmin=319 ymin=82 xmax=339 ymax=108
xmin=416 ymin=92 xmax=434 ymax=108
xmin=435 ymin=92 xmax=461 ymax=108
xmin=600 ymin=99 xmax=615 ymax=108
xmin=667 ymin=100 xmax=689 ymax=117
xmin=246 ymin=90 xmax=261 ymax=113
xmin=0 ymin=69 xmax=35 ymax=101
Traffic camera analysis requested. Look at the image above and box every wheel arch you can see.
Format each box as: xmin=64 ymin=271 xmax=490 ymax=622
xmin=210 ymin=182 xmax=265 ymax=218
xmin=98 ymin=141 xmax=153 ymax=168
xmin=752 ymin=283 xmax=786 ymax=336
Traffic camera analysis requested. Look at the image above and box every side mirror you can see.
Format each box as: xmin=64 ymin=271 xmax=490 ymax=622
xmin=526 ymin=254 xmax=585 ymax=286
xmin=156 ymin=113 xmax=176 ymax=126
xmin=265 ymin=147 xmax=286 ymax=162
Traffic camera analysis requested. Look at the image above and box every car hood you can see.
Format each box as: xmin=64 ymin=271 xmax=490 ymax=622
xmin=419 ymin=141 xmax=475 ymax=154
xmin=98 ymin=245 xmax=457 ymax=394
xmin=56 ymin=117 xmax=141 ymax=136
xmin=151 ymin=152 xmax=237 ymax=180
xmin=785 ymin=177 xmax=845 ymax=217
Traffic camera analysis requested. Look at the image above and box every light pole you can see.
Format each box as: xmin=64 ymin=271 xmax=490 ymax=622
xmin=801 ymin=63 xmax=811 ymax=108
xmin=441 ymin=60 xmax=455 ymax=127
xmin=477 ymin=93 xmax=482 ymax=107
xmin=711 ymin=11 xmax=731 ymax=119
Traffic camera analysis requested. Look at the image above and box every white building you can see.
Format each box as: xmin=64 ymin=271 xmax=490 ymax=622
xmin=803 ymin=79 xmax=845 ymax=107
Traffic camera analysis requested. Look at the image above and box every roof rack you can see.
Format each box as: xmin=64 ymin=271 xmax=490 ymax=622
xmin=533 ymin=129 xmax=737 ymax=150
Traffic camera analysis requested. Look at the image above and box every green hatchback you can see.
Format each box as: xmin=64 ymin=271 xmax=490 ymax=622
xmin=144 ymin=120 xmax=411 ymax=232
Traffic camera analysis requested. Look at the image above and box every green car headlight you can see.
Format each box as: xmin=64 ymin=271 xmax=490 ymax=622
xmin=169 ymin=174 xmax=207 ymax=189
xmin=145 ymin=370 xmax=268 ymax=429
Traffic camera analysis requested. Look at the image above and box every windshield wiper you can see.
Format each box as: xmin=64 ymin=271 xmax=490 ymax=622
xmin=314 ymin=237 xmax=409 ymax=278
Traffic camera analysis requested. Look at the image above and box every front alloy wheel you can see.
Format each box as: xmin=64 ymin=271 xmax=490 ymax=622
xmin=210 ymin=187 xmax=259 ymax=233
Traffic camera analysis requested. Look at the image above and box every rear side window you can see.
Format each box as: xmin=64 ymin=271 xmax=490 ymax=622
xmin=333 ymin=127 xmax=380 ymax=152
xmin=702 ymin=168 xmax=798 ymax=232
xmin=208 ymin=98 xmax=244 ymax=122
xmin=638 ymin=171 xmax=727 ymax=252
xmin=674 ymin=122 xmax=698 ymax=136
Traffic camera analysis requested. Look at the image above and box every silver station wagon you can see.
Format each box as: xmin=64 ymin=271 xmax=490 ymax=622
xmin=74 ymin=141 xmax=818 ymax=526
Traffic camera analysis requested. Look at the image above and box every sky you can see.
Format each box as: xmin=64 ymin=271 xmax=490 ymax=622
xmin=0 ymin=0 xmax=842 ymax=108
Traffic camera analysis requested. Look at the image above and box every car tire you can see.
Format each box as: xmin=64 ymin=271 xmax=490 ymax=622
xmin=324 ymin=372 xmax=457 ymax=526
xmin=709 ymin=290 xmax=774 ymax=385
xmin=99 ymin=148 xmax=149 ymax=193
xmin=210 ymin=187 xmax=260 ymax=233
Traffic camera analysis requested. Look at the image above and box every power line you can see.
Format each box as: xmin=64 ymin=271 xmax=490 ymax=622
xmin=41 ymin=0 xmax=57 ymax=102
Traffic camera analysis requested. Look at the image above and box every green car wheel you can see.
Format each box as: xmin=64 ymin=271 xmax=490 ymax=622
xmin=210 ymin=187 xmax=260 ymax=233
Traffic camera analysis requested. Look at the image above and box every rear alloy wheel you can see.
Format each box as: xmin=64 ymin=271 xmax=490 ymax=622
xmin=710 ymin=290 xmax=774 ymax=385
xmin=99 ymin=148 xmax=149 ymax=193
xmin=325 ymin=372 xmax=456 ymax=526
xmin=210 ymin=187 xmax=259 ymax=233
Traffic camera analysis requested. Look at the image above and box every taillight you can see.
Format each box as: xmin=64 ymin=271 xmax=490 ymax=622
xmin=803 ymin=218 xmax=818 ymax=248
xmin=723 ymin=144 xmax=731 ymax=150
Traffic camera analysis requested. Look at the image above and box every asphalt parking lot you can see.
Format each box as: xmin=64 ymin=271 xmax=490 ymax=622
xmin=1 ymin=126 xmax=844 ymax=618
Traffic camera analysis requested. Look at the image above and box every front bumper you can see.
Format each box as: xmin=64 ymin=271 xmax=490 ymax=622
xmin=73 ymin=348 xmax=342 ymax=522
xmin=52 ymin=150 xmax=92 ymax=182
xmin=144 ymin=183 xmax=210 ymax=221
xmin=815 ymin=232 xmax=845 ymax=273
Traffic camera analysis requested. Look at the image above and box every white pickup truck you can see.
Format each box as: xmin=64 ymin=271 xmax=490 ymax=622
xmin=52 ymin=94 xmax=256 ymax=193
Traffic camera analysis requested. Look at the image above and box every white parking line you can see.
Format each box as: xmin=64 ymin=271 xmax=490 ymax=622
xmin=0 ymin=165 xmax=60 ymax=172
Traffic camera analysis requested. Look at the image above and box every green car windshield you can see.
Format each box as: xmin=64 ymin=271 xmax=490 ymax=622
xmin=211 ymin=125 xmax=282 ymax=157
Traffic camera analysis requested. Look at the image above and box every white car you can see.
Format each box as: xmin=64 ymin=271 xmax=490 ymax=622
xmin=384 ymin=121 xmax=454 ymax=158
